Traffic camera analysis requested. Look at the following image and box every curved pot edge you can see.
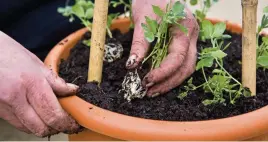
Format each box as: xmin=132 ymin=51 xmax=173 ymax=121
xmin=44 ymin=18 xmax=268 ymax=141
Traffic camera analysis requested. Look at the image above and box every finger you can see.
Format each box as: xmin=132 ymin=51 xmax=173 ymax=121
xmin=0 ymin=103 xmax=31 ymax=134
xmin=147 ymin=29 xmax=198 ymax=97
xmin=26 ymin=77 xmax=81 ymax=134
xmin=126 ymin=19 xmax=150 ymax=69
xmin=9 ymin=87 xmax=57 ymax=137
xmin=42 ymin=67 xmax=78 ymax=97
xmin=18 ymin=44 xmax=78 ymax=97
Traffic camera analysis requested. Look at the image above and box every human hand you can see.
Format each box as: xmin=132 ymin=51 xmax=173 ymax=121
xmin=0 ymin=31 xmax=81 ymax=137
xmin=126 ymin=0 xmax=199 ymax=97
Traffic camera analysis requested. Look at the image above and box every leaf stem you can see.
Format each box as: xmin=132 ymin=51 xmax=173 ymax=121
xmin=215 ymin=59 xmax=242 ymax=85
xmin=202 ymin=67 xmax=214 ymax=93
xmin=106 ymin=26 xmax=113 ymax=38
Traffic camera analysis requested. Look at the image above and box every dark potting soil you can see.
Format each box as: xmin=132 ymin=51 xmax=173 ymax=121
xmin=59 ymin=29 xmax=268 ymax=121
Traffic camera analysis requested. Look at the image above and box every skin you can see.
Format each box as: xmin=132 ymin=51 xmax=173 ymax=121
xmin=127 ymin=0 xmax=199 ymax=97
xmin=0 ymin=31 xmax=82 ymax=137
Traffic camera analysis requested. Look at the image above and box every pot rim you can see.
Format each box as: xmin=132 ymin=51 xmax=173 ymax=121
xmin=44 ymin=18 xmax=268 ymax=141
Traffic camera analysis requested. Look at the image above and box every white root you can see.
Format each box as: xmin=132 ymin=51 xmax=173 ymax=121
xmin=103 ymin=42 xmax=123 ymax=63
xmin=119 ymin=69 xmax=147 ymax=102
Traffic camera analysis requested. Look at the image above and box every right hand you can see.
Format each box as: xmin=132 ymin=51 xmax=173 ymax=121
xmin=0 ymin=31 xmax=82 ymax=137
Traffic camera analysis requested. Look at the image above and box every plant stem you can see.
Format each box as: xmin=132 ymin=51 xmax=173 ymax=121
xmin=106 ymin=26 xmax=113 ymax=38
xmin=202 ymin=67 xmax=214 ymax=93
xmin=215 ymin=59 xmax=242 ymax=86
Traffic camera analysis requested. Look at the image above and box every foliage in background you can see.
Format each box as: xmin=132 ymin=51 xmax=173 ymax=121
xmin=142 ymin=1 xmax=188 ymax=70
xmin=58 ymin=0 xmax=120 ymax=40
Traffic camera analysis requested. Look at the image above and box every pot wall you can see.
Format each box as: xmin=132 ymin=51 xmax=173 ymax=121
xmin=44 ymin=18 xmax=268 ymax=141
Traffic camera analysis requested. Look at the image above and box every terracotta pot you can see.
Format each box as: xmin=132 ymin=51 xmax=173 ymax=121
xmin=44 ymin=18 xmax=268 ymax=141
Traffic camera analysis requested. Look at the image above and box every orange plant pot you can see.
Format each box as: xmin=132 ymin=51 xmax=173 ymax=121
xmin=44 ymin=18 xmax=268 ymax=141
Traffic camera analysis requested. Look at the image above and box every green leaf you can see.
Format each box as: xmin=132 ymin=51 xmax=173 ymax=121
xmin=178 ymin=92 xmax=188 ymax=100
xmin=222 ymin=34 xmax=232 ymax=39
xmin=195 ymin=10 xmax=206 ymax=22
xmin=172 ymin=1 xmax=185 ymax=14
xmin=85 ymin=8 xmax=94 ymax=19
xmin=57 ymin=7 xmax=66 ymax=13
xmin=243 ymin=88 xmax=252 ymax=97
xmin=257 ymin=56 xmax=268 ymax=66
xmin=262 ymin=37 xmax=268 ymax=44
xmin=83 ymin=39 xmax=91 ymax=46
xmin=264 ymin=6 xmax=268 ymax=13
xmin=202 ymin=99 xmax=218 ymax=106
xmin=204 ymin=0 xmax=211 ymax=8
xmin=175 ymin=23 xmax=188 ymax=34
xmin=144 ymin=31 xmax=155 ymax=42
xmin=141 ymin=23 xmax=149 ymax=32
xmin=72 ymin=4 xmax=85 ymax=17
xmin=77 ymin=0 xmax=87 ymax=7
xmin=212 ymin=69 xmax=224 ymax=74
xmin=196 ymin=57 xmax=214 ymax=70
xmin=187 ymin=77 xmax=193 ymax=85
xmin=145 ymin=16 xmax=158 ymax=34
xmin=213 ymin=22 xmax=226 ymax=38
xmin=211 ymin=50 xmax=227 ymax=59
xmin=190 ymin=0 xmax=198 ymax=5
xmin=152 ymin=5 xmax=164 ymax=17
xmin=202 ymin=20 xmax=214 ymax=39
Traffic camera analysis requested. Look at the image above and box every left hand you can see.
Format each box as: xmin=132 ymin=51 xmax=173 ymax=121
xmin=126 ymin=0 xmax=200 ymax=97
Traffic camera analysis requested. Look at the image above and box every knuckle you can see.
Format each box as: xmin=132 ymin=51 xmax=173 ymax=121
xmin=132 ymin=39 xmax=147 ymax=48
xmin=175 ymin=51 xmax=187 ymax=62
xmin=46 ymin=110 xmax=63 ymax=126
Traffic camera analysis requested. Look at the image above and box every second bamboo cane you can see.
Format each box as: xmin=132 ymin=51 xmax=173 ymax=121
xmin=241 ymin=0 xmax=258 ymax=95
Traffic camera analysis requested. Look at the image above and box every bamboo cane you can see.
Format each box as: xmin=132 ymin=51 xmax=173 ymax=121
xmin=241 ymin=0 xmax=258 ymax=96
xmin=88 ymin=0 xmax=109 ymax=83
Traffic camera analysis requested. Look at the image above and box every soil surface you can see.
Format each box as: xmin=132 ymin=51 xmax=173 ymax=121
xmin=59 ymin=29 xmax=268 ymax=121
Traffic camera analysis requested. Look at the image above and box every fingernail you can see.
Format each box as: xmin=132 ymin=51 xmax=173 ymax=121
xmin=151 ymin=93 xmax=160 ymax=98
xmin=67 ymin=83 xmax=79 ymax=91
xmin=126 ymin=54 xmax=137 ymax=68
xmin=146 ymin=82 xmax=154 ymax=88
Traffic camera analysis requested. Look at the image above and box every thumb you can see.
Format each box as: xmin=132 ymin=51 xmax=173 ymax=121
xmin=126 ymin=21 xmax=150 ymax=69
xmin=42 ymin=67 xmax=79 ymax=97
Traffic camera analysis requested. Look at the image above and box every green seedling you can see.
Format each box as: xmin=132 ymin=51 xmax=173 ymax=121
xmin=58 ymin=0 xmax=124 ymax=63
xmin=58 ymin=0 xmax=118 ymax=39
xmin=179 ymin=20 xmax=250 ymax=106
xmin=257 ymin=6 xmax=268 ymax=69
xmin=141 ymin=1 xmax=188 ymax=70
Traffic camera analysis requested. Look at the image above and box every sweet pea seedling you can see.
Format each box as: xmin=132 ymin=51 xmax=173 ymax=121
xmin=179 ymin=20 xmax=250 ymax=106
xmin=142 ymin=1 xmax=188 ymax=69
